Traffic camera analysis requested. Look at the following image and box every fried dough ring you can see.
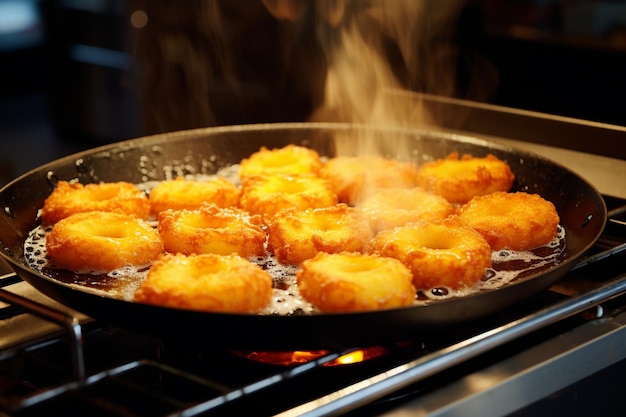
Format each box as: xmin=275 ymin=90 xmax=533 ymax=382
xmin=367 ymin=217 xmax=492 ymax=290
xmin=158 ymin=204 xmax=266 ymax=257
xmin=458 ymin=191 xmax=560 ymax=251
xmin=149 ymin=177 xmax=240 ymax=216
xmin=416 ymin=153 xmax=515 ymax=204
xmin=320 ymin=156 xmax=420 ymax=204
xmin=296 ymin=252 xmax=416 ymax=312
xmin=357 ymin=187 xmax=455 ymax=233
xmin=41 ymin=181 xmax=150 ymax=225
xmin=134 ymin=253 xmax=273 ymax=313
xmin=240 ymin=174 xmax=338 ymax=217
xmin=239 ymin=144 xmax=323 ymax=179
xmin=46 ymin=211 xmax=164 ymax=273
xmin=266 ymin=204 xmax=373 ymax=264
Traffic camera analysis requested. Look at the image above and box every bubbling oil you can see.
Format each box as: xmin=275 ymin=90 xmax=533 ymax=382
xmin=416 ymin=224 xmax=567 ymax=304
xmin=23 ymin=223 xmax=566 ymax=315
xmin=23 ymin=163 xmax=568 ymax=315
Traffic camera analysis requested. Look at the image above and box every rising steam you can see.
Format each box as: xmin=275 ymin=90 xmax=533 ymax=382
xmin=263 ymin=0 xmax=470 ymax=159
xmin=265 ymin=0 xmax=466 ymax=127
xmin=136 ymin=1 xmax=481 ymax=141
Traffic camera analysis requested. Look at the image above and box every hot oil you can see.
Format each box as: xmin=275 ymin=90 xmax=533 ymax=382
xmin=417 ymin=225 xmax=567 ymax=303
xmin=23 ymin=221 xmax=567 ymax=314
xmin=24 ymin=226 xmax=149 ymax=300
xmin=23 ymin=160 xmax=568 ymax=314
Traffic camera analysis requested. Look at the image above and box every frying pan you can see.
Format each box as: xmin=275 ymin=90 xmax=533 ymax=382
xmin=0 ymin=123 xmax=606 ymax=350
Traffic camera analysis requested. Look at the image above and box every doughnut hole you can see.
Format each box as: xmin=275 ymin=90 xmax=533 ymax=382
xmin=158 ymin=205 xmax=266 ymax=257
xmin=46 ymin=211 xmax=164 ymax=273
xmin=320 ymin=156 xmax=420 ymax=204
xmin=239 ymin=144 xmax=323 ymax=179
xmin=41 ymin=181 xmax=150 ymax=225
xmin=240 ymin=174 xmax=338 ymax=217
xmin=458 ymin=191 xmax=560 ymax=250
xmin=416 ymin=153 xmax=515 ymax=204
xmin=266 ymin=204 xmax=373 ymax=264
xmin=149 ymin=177 xmax=240 ymax=216
xmin=368 ymin=217 xmax=492 ymax=290
xmin=356 ymin=187 xmax=455 ymax=233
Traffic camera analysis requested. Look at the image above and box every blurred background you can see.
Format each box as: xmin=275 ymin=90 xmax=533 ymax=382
xmin=1 ymin=0 xmax=625 ymax=185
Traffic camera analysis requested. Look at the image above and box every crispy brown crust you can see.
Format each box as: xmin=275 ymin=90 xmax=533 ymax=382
xmin=356 ymin=187 xmax=455 ymax=233
xmin=149 ymin=177 xmax=240 ymax=216
xmin=239 ymin=144 xmax=323 ymax=180
xmin=367 ymin=217 xmax=492 ymax=290
xmin=157 ymin=204 xmax=266 ymax=257
xmin=240 ymin=174 xmax=338 ymax=217
xmin=458 ymin=191 xmax=560 ymax=250
xmin=296 ymin=252 xmax=416 ymax=312
xmin=46 ymin=211 xmax=164 ymax=273
xmin=134 ymin=253 xmax=273 ymax=313
xmin=320 ymin=156 xmax=421 ymax=204
xmin=416 ymin=153 xmax=515 ymax=204
xmin=41 ymin=181 xmax=150 ymax=225
xmin=266 ymin=204 xmax=373 ymax=265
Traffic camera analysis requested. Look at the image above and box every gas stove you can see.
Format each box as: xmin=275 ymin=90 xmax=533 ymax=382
xmin=0 ymin=99 xmax=625 ymax=417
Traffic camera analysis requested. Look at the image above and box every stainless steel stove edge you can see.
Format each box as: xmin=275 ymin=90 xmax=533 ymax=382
xmin=379 ymin=308 xmax=626 ymax=417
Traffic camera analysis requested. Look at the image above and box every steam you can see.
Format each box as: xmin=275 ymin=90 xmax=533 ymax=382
xmin=261 ymin=0 xmax=470 ymax=126
xmin=264 ymin=0 xmax=469 ymax=158
xmin=135 ymin=1 xmax=478 ymax=142
xmin=310 ymin=0 xmax=465 ymax=127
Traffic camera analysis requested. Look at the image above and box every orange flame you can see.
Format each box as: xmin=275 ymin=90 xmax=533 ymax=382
xmin=233 ymin=346 xmax=387 ymax=367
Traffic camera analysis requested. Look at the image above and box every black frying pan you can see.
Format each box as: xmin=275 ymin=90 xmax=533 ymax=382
xmin=0 ymin=123 xmax=606 ymax=350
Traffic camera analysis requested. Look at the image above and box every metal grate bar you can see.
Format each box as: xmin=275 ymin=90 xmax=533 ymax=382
xmin=274 ymin=273 xmax=626 ymax=417
xmin=5 ymin=358 xmax=235 ymax=414
xmin=174 ymin=349 xmax=356 ymax=417
xmin=607 ymin=204 xmax=626 ymax=219
xmin=0 ymin=288 xmax=85 ymax=381
xmin=571 ymin=242 xmax=626 ymax=271
xmin=0 ymin=272 xmax=23 ymax=288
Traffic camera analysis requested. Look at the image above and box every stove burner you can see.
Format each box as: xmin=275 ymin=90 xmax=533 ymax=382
xmin=232 ymin=346 xmax=389 ymax=367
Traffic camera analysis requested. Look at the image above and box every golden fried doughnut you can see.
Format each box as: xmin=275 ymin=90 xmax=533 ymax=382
xmin=157 ymin=204 xmax=266 ymax=257
xmin=357 ymin=187 xmax=455 ymax=233
xmin=320 ymin=156 xmax=420 ymax=204
xmin=367 ymin=217 xmax=492 ymax=290
xmin=239 ymin=144 xmax=323 ymax=179
xmin=134 ymin=253 xmax=273 ymax=313
xmin=458 ymin=191 xmax=560 ymax=251
xmin=296 ymin=252 xmax=416 ymax=312
xmin=240 ymin=174 xmax=338 ymax=217
xmin=41 ymin=181 xmax=150 ymax=225
xmin=149 ymin=177 xmax=240 ymax=216
xmin=46 ymin=211 xmax=164 ymax=273
xmin=265 ymin=203 xmax=373 ymax=264
xmin=416 ymin=152 xmax=515 ymax=204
